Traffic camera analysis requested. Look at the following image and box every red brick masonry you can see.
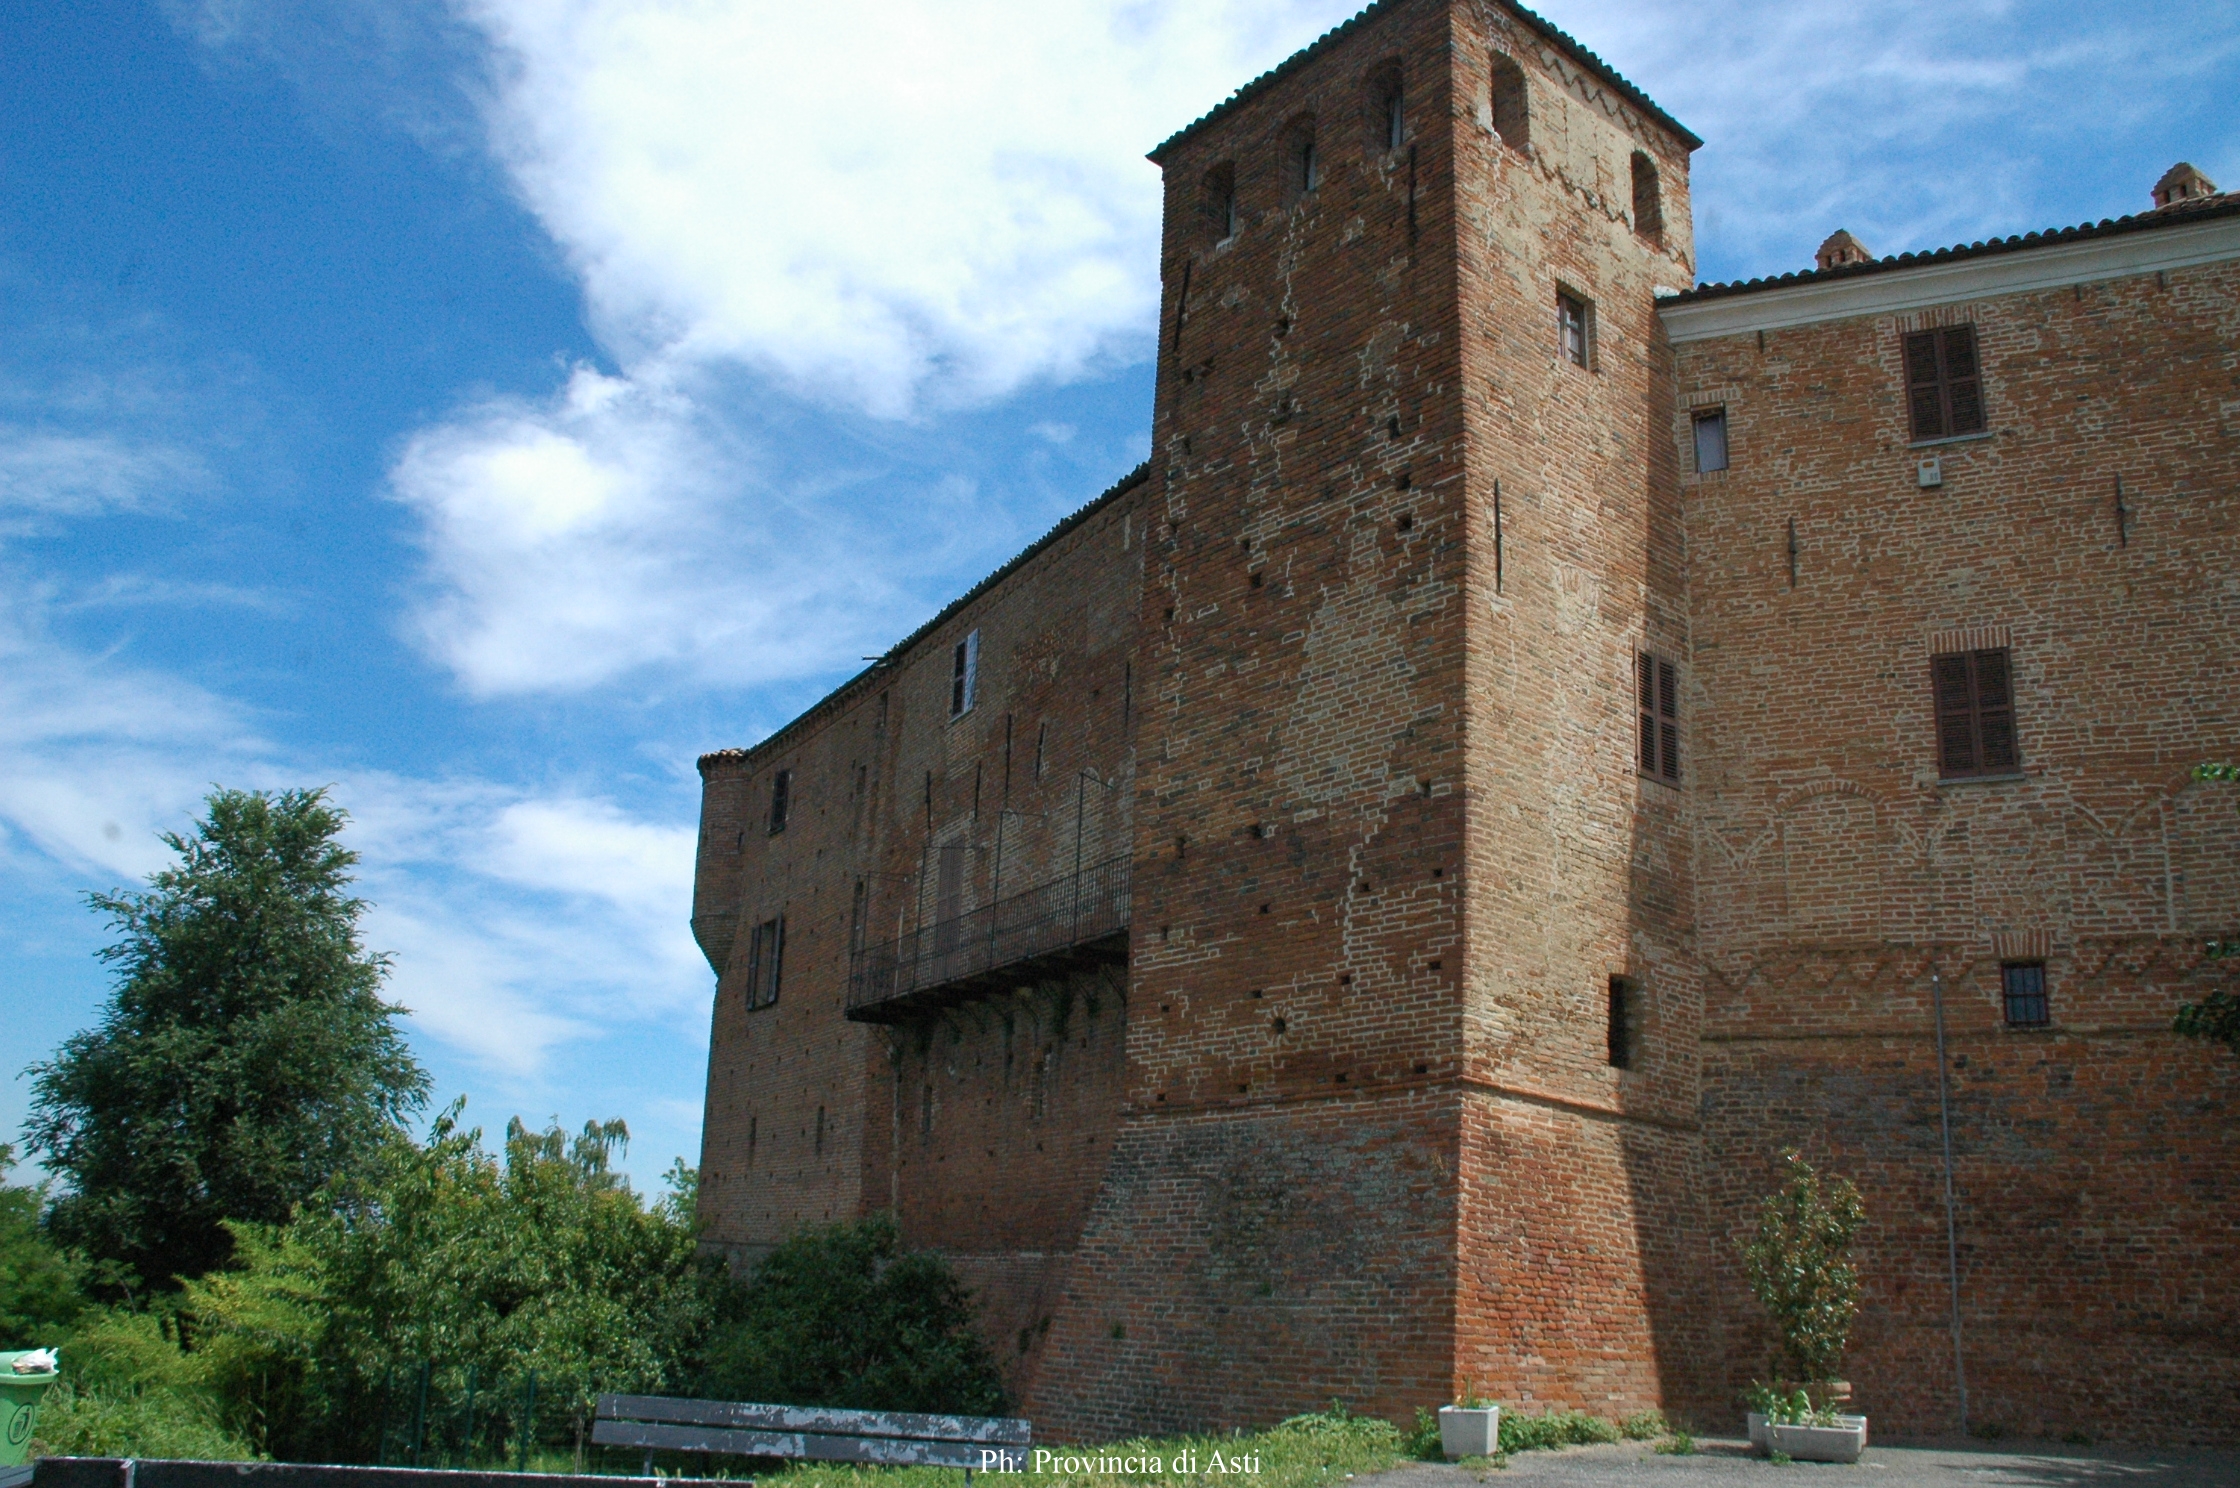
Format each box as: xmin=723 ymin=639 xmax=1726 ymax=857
xmin=691 ymin=0 xmax=2239 ymax=1446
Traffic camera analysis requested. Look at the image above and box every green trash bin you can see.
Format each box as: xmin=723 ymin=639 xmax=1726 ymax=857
xmin=0 ymin=1350 xmax=60 ymax=1467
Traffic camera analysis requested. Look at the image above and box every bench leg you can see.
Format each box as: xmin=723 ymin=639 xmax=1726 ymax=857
xmin=643 ymin=1451 xmax=655 ymax=1478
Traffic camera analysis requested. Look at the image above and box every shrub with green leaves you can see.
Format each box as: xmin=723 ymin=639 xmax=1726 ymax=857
xmin=703 ymin=1213 xmax=1006 ymax=1417
xmin=1497 ymin=1408 xmax=1619 ymax=1453
xmin=1 ymin=1143 xmax=88 ymax=1341
xmin=1741 ymin=1151 xmax=1865 ymax=1384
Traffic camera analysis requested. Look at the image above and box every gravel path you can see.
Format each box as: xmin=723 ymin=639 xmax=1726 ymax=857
xmin=1355 ymin=1436 xmax=2240 ymax=1488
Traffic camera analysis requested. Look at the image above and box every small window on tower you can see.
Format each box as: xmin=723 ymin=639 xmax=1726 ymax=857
xmin=1637 ymin=652 xmax=1680 ymax=784
xmin=1558 ymin=289 xmax=1594 ymax=369
xmin=2001 ymin=962 xmax=2049 ymax=1027
xmin=1692 ymin=408 xmax=1729 ymax=473
xmin=1488 ymin=52 xmax=1530 ymax=149
xmin=1630 ymin=152 xmax=1663 ymax=245
xmin=1931 ymin=647 xmax=2019 ymax=779
xmin=1903 ymin=325 xmax=1986 ymax=441
xmin=767 ymin=769 xmax=791 ymax=835
xmin=1202 ymin=163 xmax=1237 ymax=244
xmin=1607 ymin=976 xmax=1638 ymax=1069
xmin=1282 ymin=116 xmax=1319 ymax=204
xmin=951 ymin=629 xmax=979 ymax=718
xmin=1366 ymin=63 xmax=1406 ymax=153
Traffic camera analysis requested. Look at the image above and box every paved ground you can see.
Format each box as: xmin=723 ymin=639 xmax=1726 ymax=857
xmin=1356 ymin=1437 xmax=2240 ymax=1488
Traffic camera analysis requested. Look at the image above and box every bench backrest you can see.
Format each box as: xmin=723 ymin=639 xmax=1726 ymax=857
xmin=595 ymin=1395 xmax=1031 ymax=1446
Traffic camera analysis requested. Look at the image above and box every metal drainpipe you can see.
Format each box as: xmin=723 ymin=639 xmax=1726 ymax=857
xmin=1932 ymin=967 xmax=1969 ymax=1436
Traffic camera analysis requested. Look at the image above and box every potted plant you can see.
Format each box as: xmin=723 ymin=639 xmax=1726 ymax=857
xmin=1437 ymin=1387 xmax=1500 ymax=1460
xmin=1741 ymin=1151 xmax=1869 ymax=1462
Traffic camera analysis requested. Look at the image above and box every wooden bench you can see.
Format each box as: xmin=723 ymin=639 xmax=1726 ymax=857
xmin=592 ymin=1395 xmax=1032 ymax=1480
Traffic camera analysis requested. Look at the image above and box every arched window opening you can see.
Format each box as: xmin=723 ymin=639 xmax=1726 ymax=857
xmin=1201 ymin=162 xmax=1237 ymax=244
xmin=1631 ymin=151 xmax=1663 ymax=245
xmin=1488 ymin=52 xmax=1529 ymax=149
xmin=1366 ymin=63 xmax=1405 ymax=153
xmin=1282 ymin=116 xmax=1319 ymax=204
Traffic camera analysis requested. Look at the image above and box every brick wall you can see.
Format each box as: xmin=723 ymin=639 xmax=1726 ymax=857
xmin=1674 ymin=254 xmax=2240 ymax=1440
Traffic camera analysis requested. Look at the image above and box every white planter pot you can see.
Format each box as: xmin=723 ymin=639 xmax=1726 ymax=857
xmin=1746 ymin=1412 xmax=1769 ymax=1452
xmin=1768 ymin=1417 xmax=1868 ymax=1464
xmin=1438 ymin=1405 xmax=1501 ymax=1460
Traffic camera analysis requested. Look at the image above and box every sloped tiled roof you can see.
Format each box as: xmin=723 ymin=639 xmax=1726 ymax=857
xmin=1147 ymin=0 xmax=1700 ymax=162
xmin=1661 ymin=192 xmax=2240 ymax=306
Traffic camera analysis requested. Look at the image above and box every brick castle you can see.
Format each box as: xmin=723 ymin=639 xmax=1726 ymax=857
xmin=688 ymin=0 xmax=2239 ymax=1444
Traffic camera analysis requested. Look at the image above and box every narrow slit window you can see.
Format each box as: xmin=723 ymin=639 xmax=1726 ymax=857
xmin=951 ymin=629 xmax=979 ymax=718
xmin=2001 ymin=962 xmax=2049 ymax=1027
xmin=1637 ymin=651 xmax=1680 ymax=784
xmin=1558 ymin=290 xmax=1593 ymax=369
xmin=1904 ymin=325 xmax=1986 ymax=441
xmin=1384 ymin=81 xmax=1405 ymax=150
xmin=767 ymin=769 xmax=791 ymax=835
xmin=745 ymin=915 xmax=785 ymax=1009
xmin=1931 ymin=647 xmax=2019 ymax=779
xmin=1607 ymin=976 xmax=1637 ymax=1069
xmin=1692 ymin=408 xmax=1728 ymax=473
xmin=1202 ymin=163 xmax=1237 ymax=244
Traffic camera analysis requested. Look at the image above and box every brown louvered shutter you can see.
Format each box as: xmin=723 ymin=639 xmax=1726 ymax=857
xmin=1933 ymin=648 xmax=2019 ymax=778
xmin=1974 ymin=648 xmax=2016 ymax=771
xmin=1637 ymin=651 xmax=1680 ymax=782
xmin=1942 ymin=325 xmax=1984 ymax=434
xmin=1905 ymin=330 xmax=1946 ymax=440
xmin=1637 ymin=653 xmax=1657 ymax=773
xmin=1658 ymin=659 xmax=1679 ymax=781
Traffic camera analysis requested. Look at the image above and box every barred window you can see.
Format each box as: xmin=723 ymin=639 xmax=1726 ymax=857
xmin=1904 ymin=325 xmax=1985 ymax=441
xmin=1932 ymin=648 xmax=2019 ymax=778
xmin=1637 ymin=651 xmax=1679 ymax=784
xmin=2002 ymin=962 xmax=2049 ymax=1027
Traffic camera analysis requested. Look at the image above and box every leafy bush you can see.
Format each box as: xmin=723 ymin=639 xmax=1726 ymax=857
xmin=1497 ymin=1408 xmax=1618 ymax=1453
xmin=30 ymin=1306 xmax=257 ymax=1461
xmin=1619 ymin=1409 xmax=1668 ymax=1440
xmin=1 ymin=1143 xmax=88 ymax=1340
xmin=703 ymin=1213 xmax=1005 ymax=1416
xmin=1741 ymin=1151 xmax=1865 ymax=1384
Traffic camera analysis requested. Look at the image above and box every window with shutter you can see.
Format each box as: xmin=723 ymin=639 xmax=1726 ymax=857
xmin=1931 ymin=647 xmax=2020 ymax=779
xmin=741 ymin=915 xmax=785 ymax=1008
xmin=1637 ymin=650 xmax=1680 ymax=784
xmin=1903 ymin=324 xmax=1986 ymax=442
xmin=950 ymin=629 xmax=979 ymax=718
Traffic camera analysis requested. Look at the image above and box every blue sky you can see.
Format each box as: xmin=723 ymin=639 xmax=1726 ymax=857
xmin=5 ymin=0 xmax=2235 ymax=1189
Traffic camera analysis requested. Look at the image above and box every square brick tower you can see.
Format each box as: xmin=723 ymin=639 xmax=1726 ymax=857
xmin=1031 ymin=0 xmax=1712 ymax=1434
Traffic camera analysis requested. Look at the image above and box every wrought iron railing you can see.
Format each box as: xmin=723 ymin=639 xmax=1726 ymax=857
xmin=847 ymin=853 xmax=1130 ymax=1020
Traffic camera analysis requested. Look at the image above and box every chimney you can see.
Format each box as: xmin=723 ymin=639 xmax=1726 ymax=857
xmin=1814 ymin=230 xmax=1872 ymax=271
xmin=2152 ymin=162 xmax=2218 ymax=209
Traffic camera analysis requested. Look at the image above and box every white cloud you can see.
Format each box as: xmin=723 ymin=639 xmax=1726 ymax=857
xmin=385 ymin=0 xmax=2236 ymax=697
xmin=0 ymin=430 xmax=206 ymax=527
xmin=0 ymin=590 xmax=707 ymax=1080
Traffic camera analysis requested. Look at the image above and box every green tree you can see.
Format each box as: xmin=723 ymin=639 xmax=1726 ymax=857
xmin=23 ymin=787 xmax=429 ymax=1291
xmin=2175 ymin=763 xmax=2240 ymax=1049
xmin=1741 ymin=1150 xmax=1865 ymax=1385
xmin=703 ymin=1212 xmax=1006 ymax=1416
xmin=1 ymin=1142 xmax=88 ymax=1341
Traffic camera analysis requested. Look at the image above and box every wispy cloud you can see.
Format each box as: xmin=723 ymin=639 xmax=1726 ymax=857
xmin=0 ymin=590 xmax=706 ymax=1079
xmin=0 ymin=430 xmax=208 ymax=526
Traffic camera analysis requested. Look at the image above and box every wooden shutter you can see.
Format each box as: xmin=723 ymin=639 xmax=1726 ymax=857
xmin=1904 ymin=326 xmax=1985 ymax=440
xmin=766 ymin=915 xmax=785 ymax=1005
xmin=744 ymin=921 xmax=764 ymax=1006
xmin=1932 ymin=648 xmax=2018 ymax=778
xmin=1942 ymin=326 xmax=1984 ymax=434
xmin=1637 ymin=651 xmax=1680 ymax=782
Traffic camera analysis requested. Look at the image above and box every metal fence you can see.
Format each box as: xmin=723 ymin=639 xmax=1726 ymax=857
xmin=847 ymin=853 xmax=1129 ymax=1020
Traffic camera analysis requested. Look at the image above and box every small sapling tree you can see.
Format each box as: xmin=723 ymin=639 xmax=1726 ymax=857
xmin=1742 ymin=1150 xmax=1865 ymax=1392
